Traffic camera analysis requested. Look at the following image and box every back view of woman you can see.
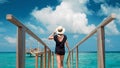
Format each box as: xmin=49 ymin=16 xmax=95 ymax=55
xmin=48 ymin=26 xmax=70 ymax=68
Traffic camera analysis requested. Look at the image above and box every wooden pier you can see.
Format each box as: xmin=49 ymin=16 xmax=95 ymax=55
xmin=6 ymin=13 xmax=116 ymax=68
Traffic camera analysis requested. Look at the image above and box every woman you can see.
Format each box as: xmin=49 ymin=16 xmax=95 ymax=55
xmin=48 ymin=26 xmax=70 ymax=68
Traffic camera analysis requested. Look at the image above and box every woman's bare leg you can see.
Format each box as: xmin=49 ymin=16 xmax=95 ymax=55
xmin=56 ymin=54 xmax=61 ymax=68
xmin=60 ymin=55 xmax=64 ymax=68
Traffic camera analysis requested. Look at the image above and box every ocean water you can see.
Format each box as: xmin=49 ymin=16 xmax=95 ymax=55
xmin=0 ymin=52 xmax=120 ymax=68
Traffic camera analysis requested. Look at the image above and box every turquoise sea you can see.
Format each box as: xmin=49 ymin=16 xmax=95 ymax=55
xmin=0 ymin=52 xmax=120 ymax=68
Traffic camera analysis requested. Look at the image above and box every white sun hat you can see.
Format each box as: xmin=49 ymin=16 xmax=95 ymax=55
xmin=55 ymin=26 xmax=65 ymax=34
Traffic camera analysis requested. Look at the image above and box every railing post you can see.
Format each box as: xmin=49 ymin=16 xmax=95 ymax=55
xmin=68 ymin=52 xmax=71 ymax=68
xmin=50 ymin=51 xmax=52 ymax=68
xmin=72 ymin=50 xmax=73 ymax=68
xmin=35 ymin=53 xmax=38 ymax=68
xmin=76 ymin=46 xmax=78 ymax=68
xmin=67 ymin=51 xmax=71 ymax=68
xmin=6 ymin=14 xmax=54 ymax=68
xmin=97 ymin=27 xmax=105 ymax=68
xmin=69 ymin=52 xmax=71 ymax=68
xmin=51 ymin=52 xmax=54 ymax=68
xmin=17 ymin=27 xmax=25 ymax=68
xmin=40 ymin=54 xmax=43 ymax=68
xmin=48 ymin=50 xmax=51 ymax=68
xmin=44 ymin=46 xmax=47 ymax=68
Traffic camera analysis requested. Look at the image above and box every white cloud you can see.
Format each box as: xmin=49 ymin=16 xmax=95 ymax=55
xmin=98 ymin=4 xmax=120 ymax=35
xmin=27 ymin=22 xmax=37 ymax=30
xmin=4 ymin=36 xmax=16 ymax=44
xmin=26 ymin=22 xmax=45 ymax=34
xmin=42 ymin=38 xmax=55 ymax=51
xmin=39 ymin=28 xmax=45 ymax=34
xmin=61 ymin=0 xmax=91 ymax=14
xmin=105 ymin=38 xmax=114 ymax=48
xmin=26 ymin=37 xmax=39 ymax=48
xmin=105 ymin=38 xmax=110 ymax=43
xmin=26 ymin=36 xmax=36 ymax=43
xmin=25 ymin=37 xmax=55 ymax=50
xmin=105 ymin=21 xmax=120 ymax=35
xmin=99 ymin=4 xmax=120 ymax=23
xmin=31 ymin=0 xmax=96 ymax=34
xmin=73 ymin=35 xmax=79 ymax=39
xmin=0 ymin=0 xmax=8 ymax=4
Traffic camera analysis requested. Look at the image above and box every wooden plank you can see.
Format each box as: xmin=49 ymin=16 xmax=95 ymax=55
xmin=16 ymin=27 xmax=25 ymax=68
xmin=97 ymin=27 xmax=105 ymax=68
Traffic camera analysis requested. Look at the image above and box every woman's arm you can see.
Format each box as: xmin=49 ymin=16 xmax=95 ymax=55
xmin=48 ymin=32 xmax=56 ymax=40
xmin=65 ymin=40 xmax=70 ymax=51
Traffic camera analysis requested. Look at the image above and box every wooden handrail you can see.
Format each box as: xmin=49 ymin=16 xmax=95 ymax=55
xmin=6 ymin=13 xmax=116 ymax=68
xmin=70 ymin=13 xmax=116 ymax=51
xmin=6 ymin=14 xmax=52 ymax=68
xmin=6 ymin=14 xmax=50 ymax=50
xmin=66 ymin=13 xmax=116 ymax=68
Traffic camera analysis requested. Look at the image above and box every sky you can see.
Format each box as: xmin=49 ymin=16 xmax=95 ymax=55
xmin=0 ymin=0 xmax=120 ymax=52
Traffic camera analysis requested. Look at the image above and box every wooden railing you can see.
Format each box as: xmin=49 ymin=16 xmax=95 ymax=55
xmin=6 ymin=13 xmax=116 ymax=68
xmin=66 ymin=13 xmax=116 ymax=68
xmin=6 ymin=14 xmax=54 ymax=68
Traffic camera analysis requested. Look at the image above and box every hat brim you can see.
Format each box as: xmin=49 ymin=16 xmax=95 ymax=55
xmin=56 ymin=27 xmax=65 ymax=34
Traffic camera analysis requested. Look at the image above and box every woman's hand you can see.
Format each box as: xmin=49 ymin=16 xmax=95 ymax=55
xmin=48 ymin=31 xmax=56 ymax=40
xmin=53 ymin=31 xmax=56 ymax=35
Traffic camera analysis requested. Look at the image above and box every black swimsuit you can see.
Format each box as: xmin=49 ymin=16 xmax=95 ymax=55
xmin=54 ymin=35 xmax=67 ymax=55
